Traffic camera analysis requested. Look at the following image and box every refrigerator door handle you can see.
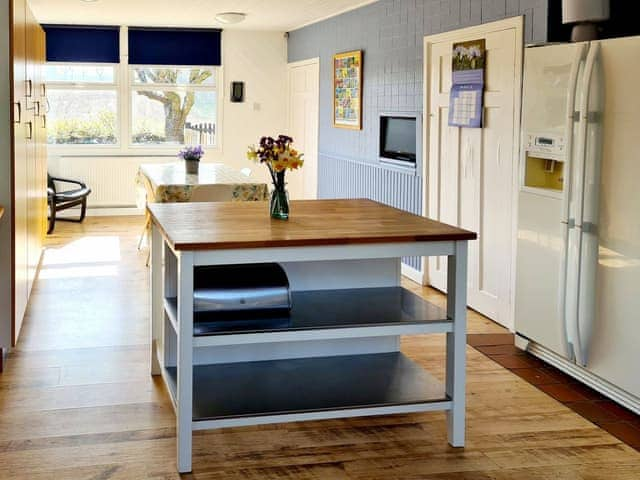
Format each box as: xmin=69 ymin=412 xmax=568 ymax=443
xmin=559 ymin=43 xmax=586 ymax=360
xmin=575 ymin=43 xmax=603 ymax=367
xmin=566 ymin=43 xmax=601 ymax=366
xmin=561 ymin=43 xmax=586 ymax=224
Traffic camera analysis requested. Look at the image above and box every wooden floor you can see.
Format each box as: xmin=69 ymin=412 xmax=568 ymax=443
xmin=1 ymin=216 xmax=639 ymax=479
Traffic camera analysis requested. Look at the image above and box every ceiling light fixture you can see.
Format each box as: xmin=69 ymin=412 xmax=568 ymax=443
xmin=214 ymin=12 xmax=246 ymax=24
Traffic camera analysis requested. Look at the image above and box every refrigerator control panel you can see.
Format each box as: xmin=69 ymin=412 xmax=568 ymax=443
xmin=525 ymin=133 xmax=566 ymax=160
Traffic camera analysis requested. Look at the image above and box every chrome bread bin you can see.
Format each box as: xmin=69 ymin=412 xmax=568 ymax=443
xmin=193 ymin=263 xmax=291 ymax=316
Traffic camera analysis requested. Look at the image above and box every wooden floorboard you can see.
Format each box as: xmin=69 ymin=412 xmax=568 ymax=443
xmin=1 ymin=216 xmax=639 ymax=479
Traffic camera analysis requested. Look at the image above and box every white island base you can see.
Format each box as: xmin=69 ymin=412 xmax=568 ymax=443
xmin=148 ymin=200 xmax=472 ymax=473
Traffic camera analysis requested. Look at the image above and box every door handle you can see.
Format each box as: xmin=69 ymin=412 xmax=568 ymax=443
xmin=14 ymin=102 xmax=21 ymax=124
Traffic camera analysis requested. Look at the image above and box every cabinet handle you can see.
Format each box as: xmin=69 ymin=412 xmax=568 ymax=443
xmin=41 ymin=83 xmax=47 ymax=98
xmin=14 ymin=102 xmax=21 ymax=124
xmin=25 ymin=79 xmax=32 ymax=98
xmin=25 ymin=121 xmax=33 ymax=140
xmin=42 ymin=114 xmax=47 ymax=129
xmin=26 ymin=100 xmax=40 ymax=116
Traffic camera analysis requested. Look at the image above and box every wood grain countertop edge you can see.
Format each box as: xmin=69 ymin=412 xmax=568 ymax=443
xmin=147 ymin=199 xmax=478 ymax=252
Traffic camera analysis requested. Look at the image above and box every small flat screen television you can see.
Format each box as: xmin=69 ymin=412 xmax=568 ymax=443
xmin=380 ymin=115 xmax=417 ymax=165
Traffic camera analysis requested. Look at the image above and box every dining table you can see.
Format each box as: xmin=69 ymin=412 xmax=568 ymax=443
xmin=136 ymin=162 xmax=269 ymax=204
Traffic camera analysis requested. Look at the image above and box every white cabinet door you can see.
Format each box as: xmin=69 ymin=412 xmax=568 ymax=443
xmin=425 ymin=19 xmax=522 ymax=328
xmin=286 ymin=58 xmax=319 ymax=200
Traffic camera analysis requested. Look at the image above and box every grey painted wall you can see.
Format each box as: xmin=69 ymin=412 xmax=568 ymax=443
xmin=288 ymin=0 xmax=548 ymax=270
xmin=1 ymin=0 xmax=13 ymax=348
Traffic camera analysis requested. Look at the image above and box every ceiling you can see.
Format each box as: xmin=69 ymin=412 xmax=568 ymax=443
xmin=29 ymin=0 xmax=378 ymax=31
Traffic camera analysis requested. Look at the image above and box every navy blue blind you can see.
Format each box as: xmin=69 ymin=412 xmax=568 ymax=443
xmin=43 ymin=25 xmax=120 ymax=63
xmin=128 ymin=28 xmax=222 ymax=66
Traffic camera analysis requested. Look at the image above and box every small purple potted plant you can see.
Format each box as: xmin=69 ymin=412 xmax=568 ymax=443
xmin=178 ymin=145 xmax=204 ymax=175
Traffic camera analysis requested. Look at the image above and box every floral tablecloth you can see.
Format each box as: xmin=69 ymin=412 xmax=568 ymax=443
xmin=136 ymin=163 xmax=269 ymax=205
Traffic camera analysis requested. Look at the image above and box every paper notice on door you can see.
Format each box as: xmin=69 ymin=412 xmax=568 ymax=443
xmin=449 ymin=39 xmax=485 ymax=128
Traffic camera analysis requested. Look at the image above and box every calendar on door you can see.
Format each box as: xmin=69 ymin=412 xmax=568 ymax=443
xmin=449 ymin=84 xmax=483 ymax=127
xmin=448 ymin=39 xmax=485 ymax=128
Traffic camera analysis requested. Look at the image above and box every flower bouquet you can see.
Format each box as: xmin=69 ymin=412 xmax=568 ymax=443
xmin=178 ymin=145 xmax=204 ymax=174
xmin=247 ymin=135 xmax=303 ymax=220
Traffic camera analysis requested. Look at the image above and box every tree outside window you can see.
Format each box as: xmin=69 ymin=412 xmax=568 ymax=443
xmin=131 ymin=67 xmax=217 ymax=146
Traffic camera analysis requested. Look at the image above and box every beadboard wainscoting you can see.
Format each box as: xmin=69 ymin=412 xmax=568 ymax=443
xmin=317 ymin=154 xmax=422 ymax=272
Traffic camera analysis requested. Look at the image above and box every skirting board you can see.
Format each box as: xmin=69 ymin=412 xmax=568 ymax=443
xmin=515 ymin=334 xmax=640 ymax=415
xmin=57 ymin=207 xmax=144 ymax=217
xmin=401 ymin=263 xmax=424 ymax=284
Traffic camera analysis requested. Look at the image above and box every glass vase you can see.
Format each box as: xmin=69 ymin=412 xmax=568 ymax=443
xmin=185 ymin=160 xmax=199 ymax=175
xmin=270 ymin=188 xmax=289 ymax=220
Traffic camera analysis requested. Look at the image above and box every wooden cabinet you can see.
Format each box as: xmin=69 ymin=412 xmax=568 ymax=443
xmin=11 ymin=0 xmax=47 ymax=345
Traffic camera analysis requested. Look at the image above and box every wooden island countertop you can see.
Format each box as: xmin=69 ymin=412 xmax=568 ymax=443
xmin=148 ymin=198 xmax=476 ymax=251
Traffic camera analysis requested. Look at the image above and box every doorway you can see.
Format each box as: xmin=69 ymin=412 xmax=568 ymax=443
xmin=423 ymin=17 xmax=523 ymax=329
xmin=286 ymin=57 xmax=319 ymax=200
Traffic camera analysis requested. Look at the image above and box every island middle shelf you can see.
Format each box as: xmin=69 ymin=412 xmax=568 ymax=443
xmin=163 ymin=286 xmax=452 ymax=347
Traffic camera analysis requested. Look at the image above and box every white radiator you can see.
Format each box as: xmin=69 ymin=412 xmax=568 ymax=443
xmin=318 ymin=154 xmax=424 ymax=272
xmin=48 ymin=156 xmax=172 ymax=209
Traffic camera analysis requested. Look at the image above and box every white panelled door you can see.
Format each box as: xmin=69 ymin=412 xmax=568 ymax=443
xmin=286 ymin=58 xmax=319 ymax=200
xmin=424 ymin=18 xmax=523 ymax=328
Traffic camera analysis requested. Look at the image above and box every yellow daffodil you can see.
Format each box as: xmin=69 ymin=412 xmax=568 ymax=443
xmin=246 ymin=146 xmax=259 ymax=161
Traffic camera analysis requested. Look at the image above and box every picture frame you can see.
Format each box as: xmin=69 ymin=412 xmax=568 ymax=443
xmin=333 ymin=50 xmax=362 ymax=130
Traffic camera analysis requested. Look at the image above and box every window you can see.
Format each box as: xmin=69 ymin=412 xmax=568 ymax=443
xmin=130 ymin=67 xmax=217 ymax=146
xmin=45 ymin=64 xmax=119 ymax=145
xmin=43 ymin=26 xmax=222 ymax=152
xmin=44 ymin=64 xmax=219 ymax=150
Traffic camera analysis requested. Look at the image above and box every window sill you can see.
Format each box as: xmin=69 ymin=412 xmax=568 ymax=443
xmin=48 ymin=145 xmax=221 ymax=158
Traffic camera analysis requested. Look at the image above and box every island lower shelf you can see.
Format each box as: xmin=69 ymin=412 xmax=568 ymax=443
xmin=163 ymin=352 xmax=450 ymax=425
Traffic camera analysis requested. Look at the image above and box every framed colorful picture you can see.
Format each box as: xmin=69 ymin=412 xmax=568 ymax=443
xmin=333 ymin=50 xmax=362 ymax=130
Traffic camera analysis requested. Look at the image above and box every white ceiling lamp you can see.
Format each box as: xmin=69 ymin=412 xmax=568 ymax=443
xmin=214 ymin=12 xmax=246 ymax=25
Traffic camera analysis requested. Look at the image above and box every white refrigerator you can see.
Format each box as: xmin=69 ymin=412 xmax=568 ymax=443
xmin=515 ymin=36 xmax=640 ymax=414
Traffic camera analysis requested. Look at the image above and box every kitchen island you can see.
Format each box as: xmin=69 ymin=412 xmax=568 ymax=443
xmin=148 ymin=199 xmax=476 ymax=473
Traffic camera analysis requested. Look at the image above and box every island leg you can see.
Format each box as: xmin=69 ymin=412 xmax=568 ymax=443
xmin=176 ymin=251 xmax=194 ymax=473
xmin=446 ymin=240 xmax=468 ymax=447
xmin=150 ymin=223 xmax=163 ymax=376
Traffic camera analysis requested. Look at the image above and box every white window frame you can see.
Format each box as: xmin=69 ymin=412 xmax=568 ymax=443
xmin=45 ymin=62 xmax=122 ymax=152
xmin=128 ymin=64 xmax=222 ymax=151
xmin=45 ymin=63 xmax=223 ymax=156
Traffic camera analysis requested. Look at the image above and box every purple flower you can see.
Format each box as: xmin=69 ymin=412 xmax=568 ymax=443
xmin=178 ymin=145 xmax=204 ymax=161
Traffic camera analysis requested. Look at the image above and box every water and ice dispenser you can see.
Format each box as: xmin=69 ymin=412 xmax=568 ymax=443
xmin=523 ymin=133 xmax=566 ymax=192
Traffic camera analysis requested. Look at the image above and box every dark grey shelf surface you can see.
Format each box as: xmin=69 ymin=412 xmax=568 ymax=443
xmin=164 ymin=352 xmax=448 ymax=422
xmin=165 ymin=287 xmax=449 ymax=336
